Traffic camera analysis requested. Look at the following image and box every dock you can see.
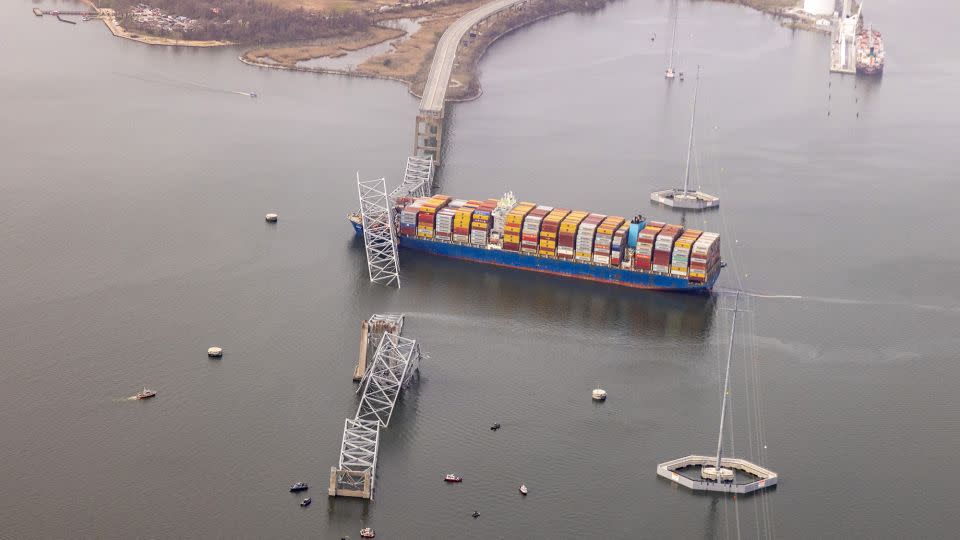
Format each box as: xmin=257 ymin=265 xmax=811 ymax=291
xmin=331 ymin=314 xmax=421 ymax=500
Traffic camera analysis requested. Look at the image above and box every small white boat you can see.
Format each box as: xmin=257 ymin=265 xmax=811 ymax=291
xmin=136 ymin=387 xmax=156 ymax=400
xmin=519 ymin=483 xmax=528 ymax=495
xmin=444 ymin=474 xmax=462 ymax=483
xmin=360 ymin=527 xmax=376 ymax=538
xmin=592 ymin=388 xmax=607 ymax=401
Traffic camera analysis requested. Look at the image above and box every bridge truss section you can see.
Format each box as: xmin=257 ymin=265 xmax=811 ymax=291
xmin=356 ymin=333 xmax=422 ymax=426
xmin=330 ymin=333 xmax=422 ymax=500
xmin=357 ymin=175 xmax=401 ymax=288
xmin=389 ymin=156 xmax=434 ymax=204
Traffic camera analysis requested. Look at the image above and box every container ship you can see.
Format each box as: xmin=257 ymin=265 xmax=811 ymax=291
xmin=366 ymin=192 xmax=722 ymax=292
xmin=856 ymin=26 xmax=884 ymax=75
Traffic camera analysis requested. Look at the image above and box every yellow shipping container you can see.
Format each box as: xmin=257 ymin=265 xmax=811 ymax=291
xmin=598 ymin=216 xmax=625 ymax=235
xmin=560 ymin=211 xmax=589 ymax=233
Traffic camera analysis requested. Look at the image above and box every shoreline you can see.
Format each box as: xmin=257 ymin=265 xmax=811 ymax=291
xmin=82 ymin=0 xmax=826 ymax=99
xmin=80 ymin=1 xmax=232 ymax=47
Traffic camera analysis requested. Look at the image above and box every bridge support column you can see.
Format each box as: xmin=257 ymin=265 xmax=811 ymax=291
xmin=414 ymin=111 xmax=444 ymax=164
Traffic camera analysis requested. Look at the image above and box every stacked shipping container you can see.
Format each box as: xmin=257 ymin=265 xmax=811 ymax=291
xmin=469 ymin=199 xmax=498 ymax=247
xmin=537 ymin=208 xmax=571 ymax=257
xmin=557 ymin=211 xmax=589 ymax=260
xmin=689 ymin=232 xmax=720 ymax=283
xmin=611 ymin=223 xmax=630 ymax=267
xmin=521 ymin=206 xmax=553 ymax=255
xmin=653 ymin=224 xmax=683 ymax=274
xmin=575 ymin=214 xmax=606 ymax=262
xmin=634 ymin=221 xmax=664 ymax=271
xmin=416 ymin=195 xmax=451 ymax=239
xmin=397 ymin=196 xmax=719 ymax=285
xmin=502 ymin=202 xmax=536 ymax=252
xmin=592 ymin=216 xmax=625 ymax=265
xmin=670 ymin=229 xmax=703 ymax=278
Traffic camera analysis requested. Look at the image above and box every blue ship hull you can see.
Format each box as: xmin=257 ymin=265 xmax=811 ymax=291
xmin=398 ymin=236 xmax=718 ymax=292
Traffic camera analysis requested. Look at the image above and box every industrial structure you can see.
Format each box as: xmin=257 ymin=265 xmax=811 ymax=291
xmin=329 ymin=314 xmax=422 ymax=500
xmin=657 ymin=293 xmax=778 ymax=494
xmin=830 ymin=0 xmax=861 ymax=74
xmin=650 ymin=69 xmax=719 ymax=210
xmin=802 ymin=0 xmax=836 ymax=16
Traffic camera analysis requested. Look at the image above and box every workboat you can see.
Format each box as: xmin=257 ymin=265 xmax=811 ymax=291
xmin=136 ymin=387 xmax=156 ymax=400
xmin=360 ymin=527 xmax=376 ymax=538
xmin=519 ymin=483 xmax=528 ymax=495
xmin=490 ymin=423 xmax=501 ymax=431
xmin=444 ymin=474 xmax=462 ymax=483
xmin=289 ymin=482 xmax=308 ymax=492
xmin=300 ymin=497 xmax=311 ymax=507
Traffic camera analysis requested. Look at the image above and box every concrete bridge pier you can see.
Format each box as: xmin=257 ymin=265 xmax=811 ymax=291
xmin=414 ymin=111 xmax=443 ymax=163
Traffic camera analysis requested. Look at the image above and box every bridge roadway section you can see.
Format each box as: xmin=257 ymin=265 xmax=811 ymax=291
xmin=415 ymin=0 xmax=530 ymax=162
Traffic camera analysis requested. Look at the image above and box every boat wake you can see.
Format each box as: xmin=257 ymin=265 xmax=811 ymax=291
xmin=114 ymin=72 xmax=257 ymax=98
xmin=719 ymin=288 xmax=960 ymax=314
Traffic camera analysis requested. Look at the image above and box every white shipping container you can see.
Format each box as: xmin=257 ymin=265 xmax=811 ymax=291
xmin=593 ymin=255 xmax=610 ymax=265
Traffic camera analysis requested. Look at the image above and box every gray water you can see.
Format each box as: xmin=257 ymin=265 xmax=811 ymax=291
xmin=2 ymin=0 xmax=959 ymax=538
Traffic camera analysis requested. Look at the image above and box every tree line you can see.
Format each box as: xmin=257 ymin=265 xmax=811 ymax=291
xmin=95 ymin=0 xmax=372 ymax=43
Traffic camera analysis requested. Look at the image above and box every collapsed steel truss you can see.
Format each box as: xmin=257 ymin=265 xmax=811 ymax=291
xmin=331 ymin=331 xmax=421 ymax=499
xmin=356 ymin=333 xmax=421 ymax=427
xmin=357 ymin=176 xmax=401 ymax=288
xmin=389 ymin=156 xmax=434 ymax=204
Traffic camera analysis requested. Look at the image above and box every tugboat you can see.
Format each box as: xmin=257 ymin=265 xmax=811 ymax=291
xmin=489 ymin=423 xmax=501 ymax=431
xmin=360 ymin=527 xmax=376 ymax=538
xmin=472 ymin=511 xmax=480 ymax=519
xmin=300 ymin=497 xmax=311 ymax=507
xmin=444 ymin=474 xmax=463 ymax=483
xmin=289 ymin=482 xmax=308 ymax=492
xmin=519 ymin=483 xmax=528 ymax=495
xmin=136 ymin=387 xmax=156 ymax=400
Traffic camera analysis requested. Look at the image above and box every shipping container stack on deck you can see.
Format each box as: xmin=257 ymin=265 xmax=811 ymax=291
xmin=634 ymin=221 xmax=664 ymax=271
xmin=452 ymin=200 xmax=479 ymax=243
xmin=392 ymin=192 xmax=721 ymax=291
xmin=670 ymin=229 xmax=703 ymax=278
xmin=521 ymin=206 xmax=553 ymax=255
xmin=611 ymin=223 xmax=630 ymax=267
xmin=557 ymin=211 xmax=588 ymax=260
xmin=689 ymin=232 xmax=720 ymax=283
xmin=575 ymin=214 xmax=606 ymax=263
xmin=652 ymin=224 xmax=683 ymax=274
xmin=469 ymin=199 xmax=498 ymax=247
xmin=592 ymin=216 xmax=626 ymax=265
xmin=434 ymin=203 xmax=459 ymax=242
xmin=400 ymin=199 xmax=425 ymax=237
xmin=417 ymin=195 xmax=451 ymax=239
xmin=502 ymin=202 xmax=536 ymax=252
xmin=538 ymin=208 xmax=571 ymax=257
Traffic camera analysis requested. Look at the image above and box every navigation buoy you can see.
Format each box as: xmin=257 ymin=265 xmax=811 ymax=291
xmin=265 ymin=213 xmax=278 ymax=223
xmin=208 ymin=346 xmax=223 ymax=358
